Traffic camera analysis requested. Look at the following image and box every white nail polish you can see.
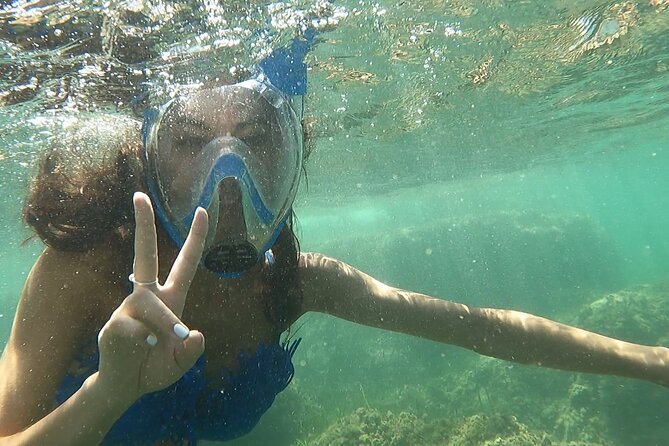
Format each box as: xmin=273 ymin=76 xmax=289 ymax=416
xmin=146 ymin=334 xmax=158 ymax=347
xmin=173 ymin=323 xmax=189 ymax=339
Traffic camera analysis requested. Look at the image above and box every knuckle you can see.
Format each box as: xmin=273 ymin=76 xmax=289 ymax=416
xmin=122 ymin=288 xmax=153 ymax=311
xmin=131 ymin=287 xmax=154 ymax=301
xmin=105 ymin=313 xmax=133 ymax=334
xmin=100 ymin=314 xmax=148 ymax=349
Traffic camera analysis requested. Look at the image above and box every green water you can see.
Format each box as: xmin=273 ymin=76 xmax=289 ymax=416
xmin=1 ymin=0 xmax=669 ymax=445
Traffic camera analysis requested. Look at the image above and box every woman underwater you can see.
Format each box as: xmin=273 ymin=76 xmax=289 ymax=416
xmin=1 ymin=34 xmax=669 ymax=446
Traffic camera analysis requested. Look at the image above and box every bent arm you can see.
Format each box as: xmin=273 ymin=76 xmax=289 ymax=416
xmin=0 ymin=247 xmax=134 ymax=445
xmin=299 ymin=253 xmax=669 ymax=387
xmin=0 ymin=371 xmax=135 ymax=446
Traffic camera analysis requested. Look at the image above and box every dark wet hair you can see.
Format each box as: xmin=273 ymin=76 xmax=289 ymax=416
xmin=23 ymin=107 xmax=311 ymax=331
xmin=23 ymin=117 xmax=144 ymax=253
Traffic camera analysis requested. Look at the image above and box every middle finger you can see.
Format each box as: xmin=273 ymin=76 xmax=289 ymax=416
xmin=164 ymin=207 xmax=208 ymax=306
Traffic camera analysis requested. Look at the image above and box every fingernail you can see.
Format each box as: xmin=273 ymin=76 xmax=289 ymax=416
xmin=146 ymin=334 xmax=158 ymax=347
xmin=173 ymin=323 xmax=189 ymax=340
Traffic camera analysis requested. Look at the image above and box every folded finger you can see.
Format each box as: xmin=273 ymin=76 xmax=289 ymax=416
xmin=174 ymin=330 xmax=205 ymax=372
xmin=99 ymin=312 xmax=155 ymax=352
xmin=121 ymin=287 xmax=188 ymax=343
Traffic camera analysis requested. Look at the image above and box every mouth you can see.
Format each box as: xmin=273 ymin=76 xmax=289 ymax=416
xmin=203 ymin=241 xmax=258 ymax=274
xmin=203 ymin=178 xmax=259 ymax=274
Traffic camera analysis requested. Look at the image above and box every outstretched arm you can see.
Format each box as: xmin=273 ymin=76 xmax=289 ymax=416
xmin=298 ymin=253 xmax=669 ymax=387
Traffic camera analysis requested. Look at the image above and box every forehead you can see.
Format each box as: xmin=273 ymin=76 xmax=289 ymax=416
xmin=165 ymin=86 xmax=278 ymax=126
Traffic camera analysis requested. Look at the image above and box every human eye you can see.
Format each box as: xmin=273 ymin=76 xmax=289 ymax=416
xmin=174 ymin=132 xmax=208 ymax=148
xmin=171 ymin=119 xmax=210 ymax=149
xmin=238 ymin=123 xmax=268 ymax=147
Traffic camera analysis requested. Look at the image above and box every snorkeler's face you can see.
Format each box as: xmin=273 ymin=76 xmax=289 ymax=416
xmin=157 ymin=87 xmax=285 ymax=214
xmin=144 ymin=80 xmax=303 ymax=276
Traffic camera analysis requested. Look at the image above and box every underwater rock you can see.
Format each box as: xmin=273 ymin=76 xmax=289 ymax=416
xmin=547 ymin=281 xmax=669 ymax=446
xmin=315 ymin=210 xmax=623 ymax=313
xmin=446 ymin=413 xmax=551 ymax=446
xmin=304 ymin=408 xmax=609 ymax=446
xmin=576 ymin=281 xmax=669 ymax=346
xmin=307 ymin=407 xmax=426 ymax=446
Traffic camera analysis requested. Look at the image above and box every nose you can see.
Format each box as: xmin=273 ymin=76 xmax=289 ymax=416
xmin=214 ymin=178 xmax=247 ymax=242
xmin=202 ymin=136 xmax=249 ymax=158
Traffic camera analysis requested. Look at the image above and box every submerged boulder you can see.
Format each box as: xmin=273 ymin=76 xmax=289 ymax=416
xmin=306 ymin=408 xmax=605 ymax=446
xmin=316 ymin=210 xmax=623 ymax=313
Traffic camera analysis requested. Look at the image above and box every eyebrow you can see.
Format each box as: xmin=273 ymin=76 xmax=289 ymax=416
xmin=235 ymin=114 xmax=266 ymax=131
xmin=172 ymin=115 xmax=212 ymax=135
xmin=168 ymin=101 xmax=271 ymax=135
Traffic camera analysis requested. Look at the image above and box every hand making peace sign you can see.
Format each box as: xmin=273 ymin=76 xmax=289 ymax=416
xmin=96 ymin=192 xmax=209 ymax=400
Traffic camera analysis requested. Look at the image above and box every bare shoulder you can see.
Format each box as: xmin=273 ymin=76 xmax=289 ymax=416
xmin=298 ymin=251 xmax=346 ymax=274
xmin=9 ymin=242 xmax=128 ymax=360
xmin=0 ymin=243 xmax=127 ymax=434
xmin=298 ymin=252 xmax=360 ymax=290
xmin=297 ymin=252 xmax=390 ymax=316
xmin=297 ymin=252 xmax=340 ymax=314
xmin=22 ymin=244 xmax=126 ymax=324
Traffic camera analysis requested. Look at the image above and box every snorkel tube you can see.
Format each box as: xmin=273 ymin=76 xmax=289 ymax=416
xmin=257 ymin=27 xmax=316 ymax=96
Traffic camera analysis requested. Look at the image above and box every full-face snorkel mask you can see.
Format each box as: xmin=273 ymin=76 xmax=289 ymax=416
xmin=142 ymin=75 xmax=304 ymax=277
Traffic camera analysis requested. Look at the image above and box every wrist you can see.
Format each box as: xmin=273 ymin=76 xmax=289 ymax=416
xmin=623 ymin=345 xmax=669 ymax=387
xmin=648 ymin=346 xmax=669 ymax=388
xmin=83 ymin=372 xmax=140 ymax=413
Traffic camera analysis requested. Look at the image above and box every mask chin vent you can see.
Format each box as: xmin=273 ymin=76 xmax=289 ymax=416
xmin=204 ymin=241 xmax=258 ymax=274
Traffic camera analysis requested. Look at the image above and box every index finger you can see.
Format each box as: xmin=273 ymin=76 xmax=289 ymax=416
xmin=132 ymin=192 xmax=159 ymax=285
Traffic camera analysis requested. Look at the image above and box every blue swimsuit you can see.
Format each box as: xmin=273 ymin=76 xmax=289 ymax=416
xmin=55 ymin=338 xmax=301 ymax=445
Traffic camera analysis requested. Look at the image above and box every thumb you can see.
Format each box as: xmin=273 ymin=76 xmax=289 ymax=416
xmin=174 ymin=330 xmax=205 ymax=373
